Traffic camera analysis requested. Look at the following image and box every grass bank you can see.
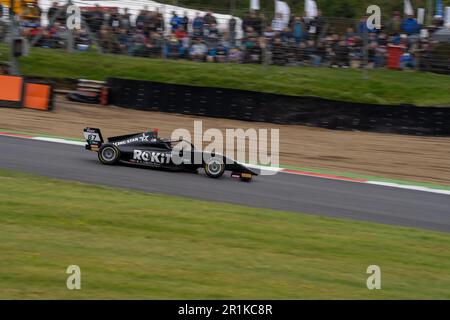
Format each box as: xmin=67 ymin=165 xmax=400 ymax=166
xmin=1 ymin=45 xmax=450 ymax=106
xmin=1 ymin=169 xmax=450 ymax=299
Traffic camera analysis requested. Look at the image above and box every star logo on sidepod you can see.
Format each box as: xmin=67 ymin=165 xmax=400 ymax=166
xmin=139 ymin=133 xmax=149 ymax=142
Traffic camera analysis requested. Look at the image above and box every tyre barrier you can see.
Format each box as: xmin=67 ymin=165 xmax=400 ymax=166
xmin=66 ymin=79 xmax=107 ymax=105
xmin=0 ymin=75 xmax=54 ymax=110
xmin=107 ymin=77 xmax=450 ymax=137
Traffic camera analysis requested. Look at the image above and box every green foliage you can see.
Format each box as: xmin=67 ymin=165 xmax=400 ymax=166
xmin=173 ymin=0 xmax=450 ymax=19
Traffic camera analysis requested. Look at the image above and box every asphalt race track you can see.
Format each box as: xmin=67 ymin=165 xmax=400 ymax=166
xmin=1 ymin=136 xmax=449 ymax=232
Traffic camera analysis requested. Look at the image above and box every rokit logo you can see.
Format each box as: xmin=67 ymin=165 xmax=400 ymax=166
xmin=133 ymin=150 xmax=171 ymax=164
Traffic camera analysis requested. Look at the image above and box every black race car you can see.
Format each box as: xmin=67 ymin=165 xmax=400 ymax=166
xmin=83 ymin=128 xmax=257 ymax=181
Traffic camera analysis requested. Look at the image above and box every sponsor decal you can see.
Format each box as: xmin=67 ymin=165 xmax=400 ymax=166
xmin=133 ymin=150 xmax=172 ymax=164
xmin=83 ymin=132 xmax=100 ymax=143
xmin=114 ymin=133 xmax=156 ymax=146
xmin=139 ymin=133 xmax=150 ymax=142
xmin=114 ymin=137 xmax=139 ymax=146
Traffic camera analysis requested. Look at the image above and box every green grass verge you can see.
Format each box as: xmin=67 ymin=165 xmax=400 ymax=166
xmin=1 ymin=169 xmax=450 ymax=299
xmin=1 ymin=45 xmax=450 ymax=106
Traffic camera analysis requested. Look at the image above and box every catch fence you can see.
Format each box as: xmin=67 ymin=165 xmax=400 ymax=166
xmin=2 ymin=1 xmax=450 ymax=75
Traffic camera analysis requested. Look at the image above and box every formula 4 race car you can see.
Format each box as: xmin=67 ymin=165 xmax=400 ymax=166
xmin=83 ymin=128 xmax=258 ymax=181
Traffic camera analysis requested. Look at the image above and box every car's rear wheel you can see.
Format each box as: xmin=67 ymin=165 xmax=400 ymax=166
xmin=204 ymin=157 xmax=225 ymax=179
xmin=98 ymin=144 xmax=120 ymax=165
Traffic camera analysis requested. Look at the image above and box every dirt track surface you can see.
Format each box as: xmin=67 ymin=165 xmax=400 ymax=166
xmin=1 ymin=95 xmax=449 ymax=185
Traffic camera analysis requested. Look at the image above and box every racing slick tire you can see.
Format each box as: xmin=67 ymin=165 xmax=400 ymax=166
xmin=204 ymin=157 xmax=225 ymax=179
xmin=98 ymin=144 xmax=120 ymax=165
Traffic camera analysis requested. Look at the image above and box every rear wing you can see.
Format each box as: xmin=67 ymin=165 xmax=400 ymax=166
xmin=83 ymin=128 xmax=104 ymax=152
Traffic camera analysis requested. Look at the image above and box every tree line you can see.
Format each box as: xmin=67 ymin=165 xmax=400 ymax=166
xmin=174 ymin=0 xmax=450 ymax=19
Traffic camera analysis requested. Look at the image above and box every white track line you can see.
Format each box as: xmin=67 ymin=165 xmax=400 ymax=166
xmin=367 ymin=181 xmax=450 ymax=196
xmin=32 ymin=137 xmax=85 ymax=146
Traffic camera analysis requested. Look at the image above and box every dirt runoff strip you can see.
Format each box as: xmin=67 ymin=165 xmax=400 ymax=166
xmin=0 ymin=95 xmax=449 ymax=188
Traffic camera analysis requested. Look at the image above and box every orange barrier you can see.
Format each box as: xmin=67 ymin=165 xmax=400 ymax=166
xmin=23 ymin=82 xmax=54 ymax=111
xmin=0 ymin=75 xmax=24 ymax=108
xmin=0 ymin=75 xmax=54 ymax=110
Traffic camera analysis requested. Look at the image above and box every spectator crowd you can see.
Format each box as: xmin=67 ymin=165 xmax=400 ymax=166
xmin=10 ymin=1 xmax=450 ymax=72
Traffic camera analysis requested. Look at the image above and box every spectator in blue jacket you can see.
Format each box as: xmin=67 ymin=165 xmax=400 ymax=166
xmin=170 ymin=12 xmax=182 ymax=32
xmin=358 ymin=17 xmax=368 ymax=34
xmin=401 ymin=15 xmax=420 ymax=35
xmin=293 ymin=17 xmax=303 ymax=44
xmin=400 ymin=49 xmax=416 ymax=69
xmin=192 ymin=12 xmax=204 ymax=36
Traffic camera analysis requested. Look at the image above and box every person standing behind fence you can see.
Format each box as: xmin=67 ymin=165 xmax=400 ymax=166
xmin=156 ymin=8 xmax=165 ymax=33
xmin=388 ymin=11 xmax=402 ymax=35
xmin=191 ymin=38 xmax=208 ymax=61
xmin=401 ymin=14 xmax=420 ymax=46
xmin=293 ymin=16 xmax=303 ymax=44
xmin=315 ymin=11 xmax=325 ymax=38
xmin=99 ymin=24 xmax=115 ymax=53
xmin=116 ymin=28 xmax=129 ymax=54
xmin=272 ymin=12 xmax=287 ymax=33
xmin=120 ymin=8 xmax=131 ymax=31
xmin=47 ymin=2 xmax=59 ymax=25
xmin=400 ymin=48 xmax=417 ymax=70
xmin=272 ymin=37 xmax=287 ymax=65
xmin=92 ymin=5 xmax=105 ymax=35
xmin=203 ymin=11 xmax=217 ymax=35
xmin=136 ymin=9 xmax=146 ymax=31
xmin=192 ymin=12 xmax=204 ymax=37
xmin=255 ymin=12 xmax=265 ymax=36
xmin=206 ymin=23 xmax=220 ymax=60
xmin=244 ymin=11 xmax=264 ymax=36
xmin=146 ymin=11 xmax=157 ymax=33
xmin=401 ymin=14 xmax=420 ymax=35
xmin=108 ymin=10 xmax=121 ymax=33
xmin=229 ymin=17 xmax=236 ymax=47
xmin=302 ymin=13 xmax=321 ymax=41
xmin=170 ymin=11 xmax=182 ymax=32
xmin=180 ymin=12 xmax=189 ymax=33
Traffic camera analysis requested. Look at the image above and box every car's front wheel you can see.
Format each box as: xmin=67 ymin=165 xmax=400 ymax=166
xmin=204 ymin=157 xmax=225 ymax=179
xmin=98 ymin=144 xmax=120 ymax=165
